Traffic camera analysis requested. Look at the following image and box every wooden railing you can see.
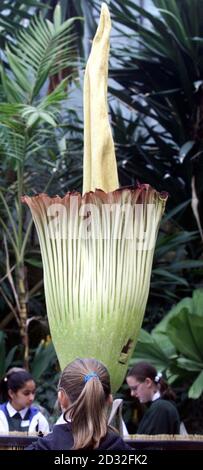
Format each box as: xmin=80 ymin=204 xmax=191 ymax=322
xmin=125 ymin=434 xmax=203 ymax=450
xmin=0 ymin=434 xmax=203 ymax=450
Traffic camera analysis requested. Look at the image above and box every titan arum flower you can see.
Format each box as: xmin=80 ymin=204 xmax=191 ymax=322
xmin=22 ymin=3 xmax=167 ymax=392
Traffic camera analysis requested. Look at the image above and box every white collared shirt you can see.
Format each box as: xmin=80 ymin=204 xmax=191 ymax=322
xmin=152 ymin=391 xmax=161 ymax=402
xmin=6 ymin=402 xmax=29 ymax=419
xmin=0 ymin=402 xmax=50 ymax=435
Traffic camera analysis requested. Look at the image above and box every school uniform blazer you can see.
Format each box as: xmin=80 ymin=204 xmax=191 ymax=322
xmin=0 ymin=403 xmax=49 ymax=435
xmin=137 ymin=398 xmax=180 ymax=435
xmin=25 ymin=423 xmax=132 ymax=450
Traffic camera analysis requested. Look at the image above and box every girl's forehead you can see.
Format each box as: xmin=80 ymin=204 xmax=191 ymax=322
xmin=19 ymin=379 xmax=36 ymax=391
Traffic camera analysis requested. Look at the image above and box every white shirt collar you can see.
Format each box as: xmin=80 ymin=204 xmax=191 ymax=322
xmin=6 ymin=402 xmax=29 ymax=419
xmin=152 ymin=391 xmax=161 ymax=402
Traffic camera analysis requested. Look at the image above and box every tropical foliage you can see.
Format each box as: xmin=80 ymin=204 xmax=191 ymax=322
xmin=131 ymin=289 xmax=203 ymax=399
xmin=108 ymin=0 xmax=203 ymax=217
xmin=0 ymin=3 xmax=80 ymax=366
xmin=0 ymin=0 xmax=46 ymax=50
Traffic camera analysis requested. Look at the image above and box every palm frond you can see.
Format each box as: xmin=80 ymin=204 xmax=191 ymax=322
xmin=2 ymin=6 xmax=80 ymax=103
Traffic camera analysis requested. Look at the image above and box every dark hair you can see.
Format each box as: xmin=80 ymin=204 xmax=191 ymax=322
xmin=58 ymin=358 xmax=111 ymax=449
xmin=127 ymin=361 xmax=176 ymax=401
xmin=0 ymin=368 xmax=34 ymax=402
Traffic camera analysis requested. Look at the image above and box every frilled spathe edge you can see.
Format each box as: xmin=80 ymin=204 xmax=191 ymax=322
xmin=22 ymin=184 xmax=168 ymax=210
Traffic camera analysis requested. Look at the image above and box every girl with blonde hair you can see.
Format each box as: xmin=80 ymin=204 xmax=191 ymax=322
xmin=26 ymin=358 xmax=131 ymax=450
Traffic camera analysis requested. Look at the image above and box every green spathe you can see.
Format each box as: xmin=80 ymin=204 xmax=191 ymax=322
xmin=22 ymin=187 xmax=167 ymax=392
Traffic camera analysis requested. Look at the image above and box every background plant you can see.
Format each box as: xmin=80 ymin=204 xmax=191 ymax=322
xmin=0 ymin=3 xmax=80 ymax=367
xmin=124 ymin=289 xmax=203 ymax=431
xmin=108 ymin=0 xmax=203 ymax=228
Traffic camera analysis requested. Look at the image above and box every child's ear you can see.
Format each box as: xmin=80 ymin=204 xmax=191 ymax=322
xmin=58 ymin=389 xmax=70 ymax=409
xmin=8 ymin=389 xmax=14 ymax=401
xmin=145 ymin=377 xmax=153 ymax=388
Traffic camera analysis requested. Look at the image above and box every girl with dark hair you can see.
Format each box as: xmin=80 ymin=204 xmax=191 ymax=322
xmin=126 ymin=361 xmax=180 ymax=435
xmin=0 ymin=368 xmax=49 ymax=435
xmin=25 ymin=358 xmax=132 ymax=450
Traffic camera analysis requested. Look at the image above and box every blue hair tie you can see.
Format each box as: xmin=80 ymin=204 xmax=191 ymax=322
xmin=84 ymin=371 xmax=98 ymax=383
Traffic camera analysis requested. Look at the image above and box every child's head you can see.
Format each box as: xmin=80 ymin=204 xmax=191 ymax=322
xmin=127 ymin=361 xmax=159 ymax=403
xmin=127 ymin=361 xmax=176 ymax=403
xmin=58 ymin=358 xmax=112 ymax=449
xmin=0 ymin=368 xmax=36 ymax=411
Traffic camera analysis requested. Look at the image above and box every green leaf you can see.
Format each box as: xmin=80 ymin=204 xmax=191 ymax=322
xmin=168 ymin=309 xmax=203 ymax=362
xmin=153 ymin=297 xmax=193 ymax=335
xmin=132 ymin=329 xmax=170 ymax=372
xmin=192 ymin=289 xmax=203 ymax=317
xmin=6 ymin=47 xmax=31 ymax=94
xmin=179 ymin=141 xmax=195 ymax=163
xmin=152 ymin=268 xmax=188 ymax=286
xmin=158 ymin=8 xmax=190 ymax=51
xmin=6 ymin=5 xmax=79 ymax=101
xmin=177 ymin=357 xmax=203 ymax=372
xmin=53 ymin=3 xmax=62 ymax=29
xmin=38 ymin=111 xmax=56 ymax=127
xmin=188 ymin=370 xmax=203 ymax=399
xmin=163 ymin=200 xmax=191 ymax=222
xmin=170 ymin=260 xmax=203 ymax=270
xmin=25 ymin=257 xmax=42 ymax=268
xmin=5 ymin=346 xmax=18 ymax=371
xmin=31 ymin=341 xmax=57 ymax=380
xmin=27 ymin=112 xmax=39 ymax=128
